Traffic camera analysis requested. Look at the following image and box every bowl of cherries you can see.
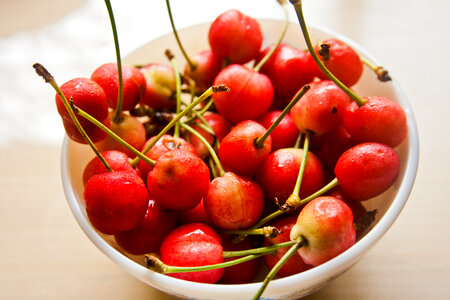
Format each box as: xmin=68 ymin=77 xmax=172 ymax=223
xmin=35 ymin=1 xmax=419 ymax=299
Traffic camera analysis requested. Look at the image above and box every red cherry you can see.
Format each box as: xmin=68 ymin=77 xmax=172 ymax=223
xmin=55 ymin=77 xmax=110 ymax=143
xmin=114 ymin=199 xmax=178 ymax=255
xmin=84 ymin=171 xmax=149 ymax=235
xmin=218 ymin=120 xmax=272 ymax=178
xmin=140 ymin=63 xmax=176 ymax=110
xmin=179 ymin=198 xmax=214 ymax=227
xmin=263 ymin=216 xmax=311 ymax=277
xmin=159 ymin=223 xmax=224 ymax=283
xmin=147 ymin=150 xmax=210 ymax=210
xmin=208 ymin=9 xmax=263 ymax=64
xmin=317 ymin=125 xmax=356 ymax=171
xmin=314 ymin=39 xmax=363 ymax=87
xmin=184 ymin=49 xmax=223 ymax=91
xmin=257 ymin=43 xmax=317 ymax=99
xmin=204 ymin=172 xmax=265 ymax=230
xmin=257 ymin=111 xmax=300 ymax=152
xmin=256 ymin=148 xmax=326 ymax=205
xmin=343 ymin=96 xmax=408 ymax=148
xmin=290 ymin=80 xmax=352 ymax=136
xmin=290 ymin=196 xmax=356 ymax=266
xmin=95 ymin=112 xmax=146 ymax=158
xmin=213 ymin=64 xmax=273 ymax=124
xmin=91 ymin=62 xmax=146 ymax=111
xmin=82 ymin=150 xmax=137 ymax=185
xmin=220 ymin=235 xmax=262 ymax=284
xmin=334 ymin=142 xmax=400 ymax=201
xmin=138 ymin=134 xmax=198 ymax=181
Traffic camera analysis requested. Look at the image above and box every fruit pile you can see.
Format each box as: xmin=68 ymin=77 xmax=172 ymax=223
xmin=34 ymin=0 xmax=408 ymax=299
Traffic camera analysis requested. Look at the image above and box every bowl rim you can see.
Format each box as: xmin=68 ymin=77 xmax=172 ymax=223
xmin=61 ymin=20 xmax=419 ymax=298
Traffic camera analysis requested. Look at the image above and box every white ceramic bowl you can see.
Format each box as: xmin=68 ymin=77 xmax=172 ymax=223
xmin=61 ymin=19 xmax=419 ymax=300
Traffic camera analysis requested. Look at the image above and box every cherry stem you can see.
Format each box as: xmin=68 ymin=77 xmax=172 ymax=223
xmin=166 ymin=50 xmax=182 ymax=138
xmin=294 ymin=132 xmax=303 ymax=148
xmin=253 ymin=0 xmax=290 ymax=72
xmin=71 ymin=103 xmax=156 ymax=167
xmin=33 ymin=63 xmax=113 ymax=172
xmin=208 ymin=157 xmax=218 ymax=178
xmin=130 ymin=85 xmax=229 ymax=168
xmin=254 ymin=84 xmax=310 ymax=148
xmin=184 ymin=97 xmax=214 ymax=123
xmin=145 ymin=253 xmax=263 ymax=274
xmin=181 ymin=123 xmax=225 ymax=177
xmin=165 ymin=0 xmax=197 ymax=71
xmin=292 ymin=131 xmax=309 ymax=196
xmin=104 ymin=0 xmax=124 ymax=123
xmin=224 ymin=226 xmax=282 ymax=239
xmin=290 ymin=0 xmax=365 ymax=107
xmin=222 ymin=240 xmax=297 ymax=258
xmin=360 ymin=57 xmax=392 ymax=82
xmin=252 ymin=236 xmax=304 ymax=300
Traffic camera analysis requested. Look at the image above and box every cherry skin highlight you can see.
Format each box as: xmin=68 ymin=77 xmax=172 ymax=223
xmin=290 ymin=196 xmax=356 ymax=266
xmin=114 ymin=199 xmax=178 ymax=255
xmin=263 ymin=216 xmax=311 ymax=277
xmin=208 ymin=9 xmax=263 ymax=64
xmin=257 ymin=43 xmax=317 ymax=100
xmin=55 ymin=77 xmax=110 ymax=143
xmin=314 ymin=38 xmax=363 ymax=87
xmin=91 ymin=62 xmax=146 ymax=111
xmin=82 ymin=150 xmax=137 ymax=185
xmin=147 ymin=150 xmax=210 ymax=210
xmin=218 ymin=120 xmax=272 ymax=178
xmin=343 ymin=96 xmax=408 ymax=148
xmin=290 ymin=80 xmax=352 ymax=136
xmin=256 ymin=148 xmax=326 ymax=205
xmin=83 ymin=171 xmax=149 ymax=235
xmin=140 ymin=63 xmax=176 ymax=110
xmin=257 ymin=110 xmax=300 ymax=152
xmin=204 ymin=172 xmax=265 ymax=230
xmin=213 ymin=64 xmax=273 ymax=124
xmin=159 ymin=223 xmax=224 ymax=283
xmin=334 ymin=142 xmax=400 ymax=201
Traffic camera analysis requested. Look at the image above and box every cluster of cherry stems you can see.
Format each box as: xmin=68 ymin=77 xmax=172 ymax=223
xmin=34 ymin=0 xmax=407 ymax=299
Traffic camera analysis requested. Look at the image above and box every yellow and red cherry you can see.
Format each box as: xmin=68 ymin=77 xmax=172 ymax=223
xmin=140 ymin=63 xmax=177 ymax=110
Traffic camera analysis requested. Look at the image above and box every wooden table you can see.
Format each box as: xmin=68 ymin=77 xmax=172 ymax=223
xmin=1 ymin=0 xmax=449 ymax=299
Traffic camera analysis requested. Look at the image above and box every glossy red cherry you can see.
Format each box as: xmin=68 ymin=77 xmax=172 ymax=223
xmin=290 ymin=196 xmax=356 ymax=266
xmin=84 ymin=171 xmax=149 ymax=235
xmin=257 ymin=43 xmax=317 ymax=99
xmin=184 ymin=49 xmax=223 ymax=92
xmin=91 ymin=62 xmax=146 ymax=111
xmin=114 ymin=199 xmax=178 ymax=255
xmin=204 ymin=172 xmax=265 ymax=230
xmin=208 ymin=9 xmax=263 ymax=64
xmin=257 ymin=110 xmax=300 ymax=152
xmin=343 ymin=96 xmax=408 ymax=148
xmin=314 ymin=38 xmax=363 ymax=87
xmin=263 ymin=216 xmax=311 ymax=277
xmin=159 ymin=223 xmax=224 ymax=283
xmin=290 ymin=80 xmax=351 ymax=136
xmin=213 ymin=64 xmax=273 ymax=124
xmin=334 ymin=142 xmax=400 ymax=201
xmin=317 ymin=125 xmax=356 ymax=171
xmin=55 ymin=77 xmax=110 ymax=143
xmin=147 ymin=150 xmax=210 ymax=210
xmin=179 ymin=198 xmax=214 ymax=227
xmin=218 ymin=120 xmax=272 ymax=178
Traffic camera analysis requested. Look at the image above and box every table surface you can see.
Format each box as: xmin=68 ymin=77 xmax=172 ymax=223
xmin=1 ymin=0 xmax=449 ymax=299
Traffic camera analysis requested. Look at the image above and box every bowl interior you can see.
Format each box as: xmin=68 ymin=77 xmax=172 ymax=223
xmin=61 ymin=19 xmax=419 ymax=300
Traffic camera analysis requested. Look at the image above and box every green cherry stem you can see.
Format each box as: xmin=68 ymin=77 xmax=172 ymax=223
xmin=145 ymin=253 xmax=263 ymax=274
xmin=289 ymin=0 xmax=365 ymax=107
xmin=166 ymin=50 xmax=182 ymax=138
xmin=224 ymin=226 xmax=282 ymax=239
xmin=360 ymin=56 xmax=392 ymax=82
xmin=165 ymin=0 xmax=197 ymax=71
xmin=294 ymin=132 xmax=303 ymax=149
xmin=254 ymin=84 xmax=310 ymax=148
xmin=33 ymin=63 xmax=112 ymax=172
xmin=70 ymin=103 xmax=156 ymax=167
xmin=253 ymin=0 xmax=290 ymax=72
xmin=104 ymin=0 xmax=124 ymax=123
xmin=222 ymin=240 xmax=297 ymax=258
xmin=181 ymin=123 xmax=225 ymax=177
xmin=130 ymin=85 xmax=229 ymax=168
xmin=252 ymin=236 xmax=304 ymax=300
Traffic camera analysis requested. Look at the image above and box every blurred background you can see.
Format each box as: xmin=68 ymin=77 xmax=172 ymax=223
xmin=0 ymin=0 xmax=449 ymax=299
